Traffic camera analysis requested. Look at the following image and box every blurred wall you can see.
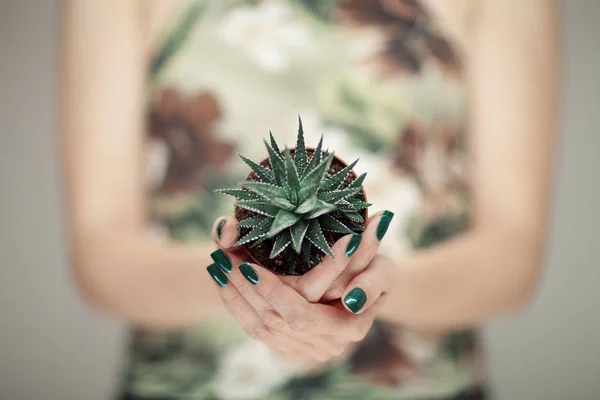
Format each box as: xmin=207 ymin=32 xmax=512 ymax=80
xmin=0 ymin=1 xmax=598 ymax=399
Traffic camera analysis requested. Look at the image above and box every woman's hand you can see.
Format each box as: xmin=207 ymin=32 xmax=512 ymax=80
xmin=285 ymin=210 xmax=397 ymax=312
xmin=205 ymin=212 xmax=395 ymax=362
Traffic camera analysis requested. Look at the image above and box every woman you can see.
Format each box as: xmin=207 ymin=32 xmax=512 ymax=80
xmin=61 ymin=0 xmax=559 ymax=399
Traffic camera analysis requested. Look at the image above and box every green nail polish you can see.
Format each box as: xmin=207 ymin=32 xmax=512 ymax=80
xmin=344 ymin=287 xmax=367 ymax=314
xmin=207 ymin=263 xmax=228 ymax=287
xmin=345 ymin=234 xmax=362 ymax=257
xmin=376 ymin=210 xmax=395 ymax=241
xmin=211 ymin=249 xmax=232 ymax=273
xmin=216 ymin=219 xmax=226 ymax=240
xmin=239 ymin=262 xmax=258 ymax=285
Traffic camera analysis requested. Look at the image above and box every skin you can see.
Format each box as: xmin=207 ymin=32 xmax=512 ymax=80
xmin=61 ymin=0 xmax=559 ymax=359
xmin=209 ymin=213 xmax=393 ymax=361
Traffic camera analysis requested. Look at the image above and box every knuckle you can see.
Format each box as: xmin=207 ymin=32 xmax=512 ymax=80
xmin=261 ymin=311 xmax=286 ymax=331
xmin=261 ymin=286 xmax=278 ymax=305
xmin=323 ymin=284 xmax=345 ymax=301
xmin=286 ymin=309 xmax=313 ymax=331
xmin=234 ymin=276 xmax=252 ymax=294
xmin=249 ymin=324 xmax=270 ymax=340
xmin=295 ymin=282 xmax=320 ymax=303
xmin=221 ymin=288 xmax=239 ymax=304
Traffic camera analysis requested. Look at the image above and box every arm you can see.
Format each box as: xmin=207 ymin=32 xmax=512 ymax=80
xmin=60 ymin=0 xmax=222 ymax=328
xmin=380 ymin=0 xmax=561 ymax=329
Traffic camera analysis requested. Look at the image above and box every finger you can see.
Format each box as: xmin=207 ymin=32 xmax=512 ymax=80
xmin=210 ymin=218 xmax=247 ymax=274
xmin=235 ymin=262 xmax=317 ymax=330
xmin=213 ymin=253 xmax=349 ymax=359
xmin=212 ymin=216 xmax=240 ymax=249
xmin=223 ymin=257 xmax=344 ymax=359
xmin=293 ymin=233 xmax=362 ymax=303
xmin=240 ymin=262 xmax=374 ymax=339
xmin=340 ymin=255 xmax=394 ymax=315
xmin=206 ymin=264 xmax=330 ymax=361
xmin=322 ymin=210 xmax=394 ymax=301
xmin=226 ymin=260 xmax=291 ymax=333
xmin=206 ymin=263 xmax=270 ymax=340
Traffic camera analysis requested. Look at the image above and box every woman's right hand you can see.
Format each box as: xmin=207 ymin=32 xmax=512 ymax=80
xmin=206 ymin=217 xmax=385 ymax=363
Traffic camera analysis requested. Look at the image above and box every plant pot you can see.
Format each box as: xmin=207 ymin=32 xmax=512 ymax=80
xmin=234 ymin=148 xmax=368 ymax=276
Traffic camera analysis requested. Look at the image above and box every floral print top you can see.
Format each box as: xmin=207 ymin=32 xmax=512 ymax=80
xmin=123 ymin=1 xmax=487 ymax=399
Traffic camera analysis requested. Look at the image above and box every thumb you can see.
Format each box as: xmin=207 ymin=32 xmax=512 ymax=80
xmin=212 ymin=216 xmax=240 ymax=249
xmin=340 ymin=255 xmax=393 ymax=314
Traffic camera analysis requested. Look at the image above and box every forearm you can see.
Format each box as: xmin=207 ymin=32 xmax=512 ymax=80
xmin=379 ymin=227 xmax=543 ymax=330
xmin=70 ymin=231 xmax=224 ymax=328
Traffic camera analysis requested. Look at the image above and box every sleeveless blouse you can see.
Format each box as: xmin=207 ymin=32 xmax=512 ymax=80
xmin=122 ymin=1 xmax=487 ymax=398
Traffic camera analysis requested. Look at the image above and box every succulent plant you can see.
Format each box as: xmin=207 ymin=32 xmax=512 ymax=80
xmin=215 ymin=118 xmax=370 ymax=275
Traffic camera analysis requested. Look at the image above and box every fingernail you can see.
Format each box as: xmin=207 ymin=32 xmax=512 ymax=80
xmin=343 ymin=287 xmax=367 ymax=314
xmin=207 ymin=263 xmax=228 ymax=287
xmin=216 ymin=219 xmax=227 ymax=240
xmin=211 ymin=249 xmax=232 ymax=274
xmin=239 ymin=262 xmax=258 ymax=285
xmin=345 ymin=234 xmax=362 ymax=257
xmin=376 ymin=210 xmax=395 ymax=241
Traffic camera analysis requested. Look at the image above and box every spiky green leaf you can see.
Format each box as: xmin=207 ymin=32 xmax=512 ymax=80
xmin=241 ymin=181 xmax=286 ymax=198
xmin=290 ymin=220 xmax=309 ymax=253
xmin=295 ymin=193 xmax=318 ymax=214
xmin=241 ymin=182 xmax=295 ymax=210
xmin=234 ymin=223 xmax=271 ymax=246
xmin=318 ymin=187 xmax=362 ymax=204
xmin=301 ymin=152 xmax=335 ymax=189
xmin=306 ymin=200 xmax=337 ymax=219
xmin=295 ymin=117 xmax=309 ymax=174
xmin=306 ymin=219 xmax=334 ymax=257
xmin=342 ymin=211 xmax=364 ymax=224
xmin=251 ymin=235 xmax=268 ymax=248
xmin=323 ymin=159 xmax=359 ymax=190
xmin=319 ymin=214 xmax=354 ymax=234
xmin=234 ymin=200 xmax=279 ymax=217
xmin=267 ymin=209 xmax=301 ymax=238
xmin=270 ymin=230 xmax=292 ymax=258
xmin=297 ymin=182 xmax=319 ymax=203
xmin=214 ymin=188 xmax=260 ymax=201
xmin=344 ymin=200 xmax=372 ymax=211
xmin=238 ymin=216 xmax=268 ymax=228
xmin=284 ymin=149 xmax=301 ymax=193
xmin=302 ymin=135 xmax=324 ymax=178
xmin=264 ymin=140 xmax=286 ymax=185
xmin=239 ymin=154 xmax=275 ymax=184
xmin=269 ymin=131 xmax=282 ymax=156
xmin=347 ymin=173 xmax=366 ymax=189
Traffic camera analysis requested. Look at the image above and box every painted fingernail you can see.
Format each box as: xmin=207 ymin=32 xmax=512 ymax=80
xmin=211 ymin=249 xmax=232 ymax=274
xmin=239 ymin=262 xmax=258 ymax=285
xmin=207 ymin=263 xmax=228 ymax=287
xmin=216 ymin=219 xmax=227 ymax=240
xmin=343 ymin=287 xmax=367 ymax=314
xmin=345 ymin=234 xmax=362 ymax=257
xmin=376 ymin=210 xmax=395 ymax=241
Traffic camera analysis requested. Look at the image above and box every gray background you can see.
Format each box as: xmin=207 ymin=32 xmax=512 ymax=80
xmin=0 ymin=1 xmax=598 ymax=399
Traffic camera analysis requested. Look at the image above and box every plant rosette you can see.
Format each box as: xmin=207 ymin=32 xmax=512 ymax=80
xmin=216 ymin=117 xmax=371 ymax=275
